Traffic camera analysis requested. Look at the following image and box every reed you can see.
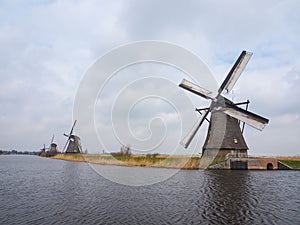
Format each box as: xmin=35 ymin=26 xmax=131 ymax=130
xmin=51 ymin=154 xmax=300 ymax=169
xmin=52 ymin=153 xmax=201 ymax=169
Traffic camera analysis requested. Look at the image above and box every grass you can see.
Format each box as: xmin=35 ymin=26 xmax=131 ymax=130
xmin=279 ymin=160 xmax=300 ymax=169
xmin=52 ymin=153 xmax=201 ymax=169
xmin=52 ymin=153 xmax=86 ymax=162
xmin=210 ymin=156 xmax=226 ymax=165
xmin=51 ymin=154 xmax=300 ymax=170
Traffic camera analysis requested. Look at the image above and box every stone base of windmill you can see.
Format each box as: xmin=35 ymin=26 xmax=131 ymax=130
xmin=200 ymin=149 xmax=247 ymax=169
xmin=204 ymin=151 xmax=291 ymax=170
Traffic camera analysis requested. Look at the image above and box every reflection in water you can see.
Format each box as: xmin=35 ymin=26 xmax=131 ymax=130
xmin=0 ymin=156 xmax=299 ymax=225
xmin=203 ymin=170 xmax=255 ymax=224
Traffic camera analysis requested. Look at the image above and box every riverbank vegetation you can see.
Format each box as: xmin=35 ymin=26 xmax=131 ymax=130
xmin=51 ymin=154 xmax=300 ymax=170
xmin=53 ymin=153 xmax=200 ymax=169
xmin=278 ymin=160 xmax=300 ymax=169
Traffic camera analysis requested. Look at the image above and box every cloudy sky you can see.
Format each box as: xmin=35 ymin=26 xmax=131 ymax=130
xmin=0 ymin=0 xmax=299 ymax=156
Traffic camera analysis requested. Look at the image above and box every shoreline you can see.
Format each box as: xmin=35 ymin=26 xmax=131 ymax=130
xmin=51 ymin=154 xmax=300 ymax=170
xmin=52 ymin=154 xmax=201 ymax=169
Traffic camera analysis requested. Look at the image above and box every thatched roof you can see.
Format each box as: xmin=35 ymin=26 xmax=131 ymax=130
xmin=203 ymin=110 xmax=248 ymax=151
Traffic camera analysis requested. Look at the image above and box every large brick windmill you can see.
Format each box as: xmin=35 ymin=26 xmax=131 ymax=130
xmin=179 ymin=51 xmax=269 ymax=158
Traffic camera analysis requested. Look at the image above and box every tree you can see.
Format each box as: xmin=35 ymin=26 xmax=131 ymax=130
xmin=120 ymin=144 xmax=131 ymax=156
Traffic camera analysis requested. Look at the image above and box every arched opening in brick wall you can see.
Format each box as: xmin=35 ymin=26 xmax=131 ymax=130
xmin=267 ymin=163 xmax=273 ymax=170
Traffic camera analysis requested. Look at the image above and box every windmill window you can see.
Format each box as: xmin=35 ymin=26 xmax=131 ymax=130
xmin=233 ymin=138 xmax=238 ymax=144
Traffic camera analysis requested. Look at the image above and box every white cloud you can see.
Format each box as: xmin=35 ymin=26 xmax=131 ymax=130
xmin=0 ymin=0 xmax=299 ymax=155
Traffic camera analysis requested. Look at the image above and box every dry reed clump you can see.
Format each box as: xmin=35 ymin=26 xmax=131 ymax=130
xmin=52 ymin=154 xmax=86 ymax=162
xmin=52 ymin=154 xmax=201 ymax=169
xmin=275 ymin=156 xmax=300 ymax=161
xmin=48 ymin=153 xmax=300 ymax=169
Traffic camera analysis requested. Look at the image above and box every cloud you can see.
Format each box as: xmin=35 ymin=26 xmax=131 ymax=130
xmin=0 ymin=0 xmax=299 ymax=155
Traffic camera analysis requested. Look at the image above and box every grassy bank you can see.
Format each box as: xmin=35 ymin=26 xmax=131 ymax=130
xmin=52 ymin=153 xmax=86 ymax=162
xmin=52 ymin=154 xmax=300 ymax=170
xmin=278 ymin=160 xmax=300 ymax=169
xmin=53 ymin=154 xmax=200 ymax=169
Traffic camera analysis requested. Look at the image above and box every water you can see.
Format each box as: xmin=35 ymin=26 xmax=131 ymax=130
xmin=0 ymin=155 xmax=299 ymax=225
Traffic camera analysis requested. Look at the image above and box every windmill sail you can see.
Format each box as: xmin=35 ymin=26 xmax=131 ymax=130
xmin=70 ymin=120 xmax=77 ymax=136
xmin=180 ymin=109 xmax=209 ymax=148
xmin=220 ymin=103 xmax=269 ymax=130
xmin=63 ymin=139 xmax=69 ymax=152
xmin=218 ymin=51 xmax=252 ymax=94
xmin=179 ymin=79 xmax=213 ymax=100
xmin=48 ymin=134 xmax=54 ymax=150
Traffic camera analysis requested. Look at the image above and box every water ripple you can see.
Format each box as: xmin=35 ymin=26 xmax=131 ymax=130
xmin=0 ymin=156 xmax=299 ymax=225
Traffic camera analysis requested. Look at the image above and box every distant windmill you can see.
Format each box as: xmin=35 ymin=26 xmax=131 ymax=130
xmin=39 ymin=144 xmax=47 ymax=156
xmin=39 ymin=134 xmax=57 ymax=157
xmin=47 ymin=134 xmax=58 ymax=156
xmin=179 ymin=50 xmax=269 ymax=158
xmin=63 ymin=120 xmax=82 ymax=154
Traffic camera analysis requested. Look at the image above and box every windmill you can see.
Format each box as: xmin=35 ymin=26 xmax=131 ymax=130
xmin=63 ymin=120 xmax=82 ymax=154
xmin=47 ymin=134 xmax=58 ymax=156
xmin=39 ymin=144 xmax=47 ymax=156
xmin=39 ymin=134 xmax=57 ymax=157
xmin=179 ymin=50 xmax=269 ymax=158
